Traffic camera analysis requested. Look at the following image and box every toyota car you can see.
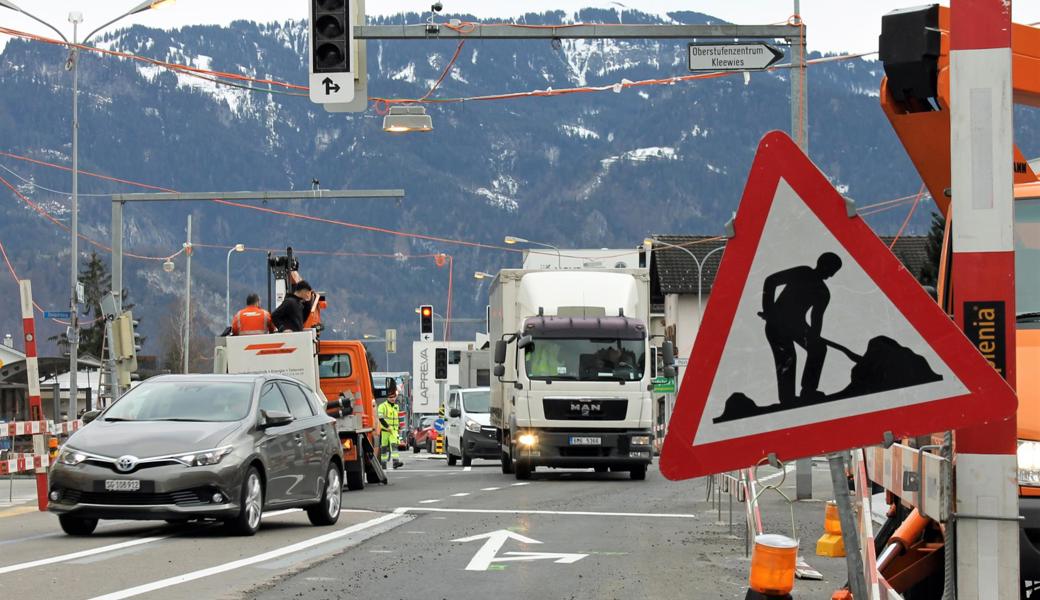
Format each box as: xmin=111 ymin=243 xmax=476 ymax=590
xmin=48 ymin=374 xmax=343 ymax=536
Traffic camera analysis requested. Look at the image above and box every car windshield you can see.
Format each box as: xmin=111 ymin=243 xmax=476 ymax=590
xmin=1016 ymin=198 xmax=1040 ymax=318
xmin=463 ymin=390 xmax=490 ymax=413
xmin=421 ymin=416 xmax=437 ymax=428
xmin=102 ymin=381 xmax=254 ymax=422
xmin=525 ymin=338 xmax=645 ymax=382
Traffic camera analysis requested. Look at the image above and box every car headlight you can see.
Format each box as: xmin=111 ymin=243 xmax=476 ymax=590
xmin=465 ymin=419 xmax=481 ymax=433
xmin=58 ymin=448 xmax=87 ymax=466
xmin=1019 ymin=440 xmax=1040 ymax=487
xmin=178 ymin=446 xmax=233 ymax=467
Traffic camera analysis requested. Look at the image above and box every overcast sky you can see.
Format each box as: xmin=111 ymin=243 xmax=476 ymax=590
xmin=1 ymin=1 xmax=1038 ymax=56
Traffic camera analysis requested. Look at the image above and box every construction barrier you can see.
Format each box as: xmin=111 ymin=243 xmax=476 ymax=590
xmin=864 ymin=443 xmax=949 ymax=522
xmin=0 ymin=452 xmax=50 ymax=476
xmin=852 ymin=449 xmax=907 ymax=600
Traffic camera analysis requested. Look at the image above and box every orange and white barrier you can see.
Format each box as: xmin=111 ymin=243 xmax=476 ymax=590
xmin=49 ymin=420 xmax=83 ymax=436
xmin=852 ymin=450 xmax=906 ymax=600
xmin=0 ymin=420 xmax=49 ymax=438
xmin=864 ymin=443 xmax=949 ymax=522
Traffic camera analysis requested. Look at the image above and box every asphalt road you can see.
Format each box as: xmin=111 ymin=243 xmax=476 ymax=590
xmin=0 ymin=456 xmax=849 ymax=599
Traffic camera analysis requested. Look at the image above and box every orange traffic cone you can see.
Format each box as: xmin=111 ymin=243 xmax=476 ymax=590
xmin=816 ymin=501 xmax=845 ymax=557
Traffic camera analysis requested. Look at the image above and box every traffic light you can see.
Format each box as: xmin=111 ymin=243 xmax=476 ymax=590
xmin=434 ymin=347 xmax=448 ymax=381
xmin=308 ymin=0 xmax=355 ymax=104
xmin=112 ymin=311 xmax=140 ymax=389
xmin=419 ymin=305 xmax=434 ymax=342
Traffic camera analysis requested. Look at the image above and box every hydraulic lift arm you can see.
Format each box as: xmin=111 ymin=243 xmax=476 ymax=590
xmin=879 ymin=4 xmax=1040 ymax=216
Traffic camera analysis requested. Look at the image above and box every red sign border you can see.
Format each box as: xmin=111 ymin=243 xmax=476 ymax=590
xmin=660 ymin=131 xmax=1017 ymax=481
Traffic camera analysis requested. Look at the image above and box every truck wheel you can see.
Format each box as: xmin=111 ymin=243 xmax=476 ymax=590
xmin=346 ymin=466 xmax=366 ymax=491
xmin=501 ymin=450 xmax=515 ymax=474
xmin=515 ymin=459 xmax=532 ymax=480
xmin=630 ymin=465 xmax=647 ymax=481
xmin=461 ymin=448 xmax=472 ymax=467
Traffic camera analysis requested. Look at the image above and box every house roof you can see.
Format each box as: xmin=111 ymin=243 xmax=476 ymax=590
xmin=648 ymin=234 xmax=933 ymax=296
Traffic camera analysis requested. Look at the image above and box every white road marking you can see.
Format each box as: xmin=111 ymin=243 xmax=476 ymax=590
xmin=480 ymin=487 xmax=501 ymax=491
xmin=0 ymin=535 xmax=174 ymax=575
xmin=397 ymin=507 xmax=698 ymax=519
xmin=369 ymin=550 xmax=393 ymax=553
xmin=418 ymin=499 xmax=441 ymax=504
xmin=454 ymin=529 xmax=587 ymax=571
xmin=86 ymin=512 xmax=405 ymax=600
xmin=0 ymin=507 xmax=308 ymax=575
xmin=451 ymin=493 xmax=470 ymax=497
xmin=511 ymin=482 xmax=531 ymax=487
xmin=464 ymin=466 xmax=472 ymax=472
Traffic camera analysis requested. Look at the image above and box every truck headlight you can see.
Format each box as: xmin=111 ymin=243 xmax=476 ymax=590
xmin=518 ymin=433 xmax=538 ymax=447
xmin=1019 ymin=440 xmax=1040 ymax=487
xmin=631 ymin=435 xmax=651 ymax=446
xmin=178 ymin=446 xmax=233 ymax=467
xmin=465 ymin=419 xmax=482 ymax=433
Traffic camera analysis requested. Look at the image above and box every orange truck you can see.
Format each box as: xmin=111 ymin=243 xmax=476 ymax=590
xmin=879 ymin=3 xmax=1040 ymax=588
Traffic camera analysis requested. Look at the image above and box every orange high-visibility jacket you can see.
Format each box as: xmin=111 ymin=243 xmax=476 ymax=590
xmin=232 ymin=307 xmax=275 ymax=335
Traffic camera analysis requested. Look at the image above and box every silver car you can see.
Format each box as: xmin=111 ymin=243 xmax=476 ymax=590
xmin=48 ymin=374 xmax=343 ymax=536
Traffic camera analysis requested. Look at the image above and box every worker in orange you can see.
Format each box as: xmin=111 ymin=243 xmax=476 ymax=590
xmin=231 ymin=293 xmax=276 ymax=336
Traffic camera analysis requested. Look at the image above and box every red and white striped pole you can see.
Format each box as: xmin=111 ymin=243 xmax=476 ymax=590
xmin=19 ymin=280 xmax=48 ymax=511
xmin=950 ymin=0 xmax=1018 ymax=596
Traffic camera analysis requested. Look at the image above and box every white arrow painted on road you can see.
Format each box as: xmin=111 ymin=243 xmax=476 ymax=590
xmin=453 ymin=530 xmax=588 ymax=571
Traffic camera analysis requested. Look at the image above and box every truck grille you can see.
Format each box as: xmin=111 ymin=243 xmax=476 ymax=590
xmin=542 ymin=398 xmax=627 ymax=421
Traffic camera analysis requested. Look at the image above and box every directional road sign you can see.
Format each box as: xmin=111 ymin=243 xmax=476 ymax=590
xmin=454 ymin=530 xmax=588 ymax=571
xmin=43 ymin=311 xmax=72 ymax=320
xmin=687 ymin=42 xmax=783 ymax=72
xmin=433 ymin=418 xmax=445 ymax=433
xmin=660 ymin=131 xmax=1017 ymax=481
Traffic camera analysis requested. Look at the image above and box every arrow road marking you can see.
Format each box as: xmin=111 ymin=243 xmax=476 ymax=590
xmin=453 ymin=529 xmax=588 ymax=571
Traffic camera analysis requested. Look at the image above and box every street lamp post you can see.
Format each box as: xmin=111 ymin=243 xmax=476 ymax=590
xmin=504 ymin=236 xmax=562 ymax=269
xmin=473 ymin=271 xmax=495 ymax=280
xmin=225 ymin=243 xmax=245 ymax=324
xmin=183 ymin=215 xmax=192 ymax=374
xmin=0 ymin=0 xmax=172 ymax=411
xmin=363 ymin=335 xmax=390 ymax=371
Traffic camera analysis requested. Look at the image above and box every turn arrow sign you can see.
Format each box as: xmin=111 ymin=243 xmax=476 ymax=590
xmin=453 ymin=530 xmax=588 ymax=571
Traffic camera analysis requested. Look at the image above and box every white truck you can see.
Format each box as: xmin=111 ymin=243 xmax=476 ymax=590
xmin=490 ymin=268 xmax=675 ymax=480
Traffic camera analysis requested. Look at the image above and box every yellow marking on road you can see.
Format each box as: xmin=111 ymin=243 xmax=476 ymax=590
xmin=0 ymin=506 xmax=39 ymax=519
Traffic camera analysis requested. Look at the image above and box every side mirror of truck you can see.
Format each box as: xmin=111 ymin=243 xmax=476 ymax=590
xmin=449 ymin=408 xmax=461 ymax=418
xmin=493 ymin=340 xmax=507 ymax=365
xmin=663 ymin=365 xmax=676 ymax=378
xmin=517 ymin=335 xmax=533 ymax=350
xmin=661 ymin=340 xmax=676 ymax=366
xmin=494 ymin=364 xmax=505 ymax=377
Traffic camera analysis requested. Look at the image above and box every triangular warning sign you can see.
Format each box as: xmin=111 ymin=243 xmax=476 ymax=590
xmin=660 ymin=131 xmax=1017 ymax=481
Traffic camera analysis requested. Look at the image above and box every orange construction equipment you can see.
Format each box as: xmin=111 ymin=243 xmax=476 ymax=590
xmin=815 ymin=501 xmax=845 ymax=558
xmin=747 ymin=534 xmax=798 ymax=599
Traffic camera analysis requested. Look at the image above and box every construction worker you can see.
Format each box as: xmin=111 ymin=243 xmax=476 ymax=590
xmin=271 ymin=280 xmax=314 ymax=332
xmin=378 ymin=382 xmax=403 ymax=470
xmin=231 ymin=293 xmax=275 ymax=335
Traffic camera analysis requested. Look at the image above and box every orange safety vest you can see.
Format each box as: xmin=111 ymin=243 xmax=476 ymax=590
xmin=232 ymin=307 xmax=274 ymax=335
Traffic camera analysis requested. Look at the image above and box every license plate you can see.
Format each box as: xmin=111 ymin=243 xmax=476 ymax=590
xmin=569 ymin=436 xmax=601 ymax=446
xmin=104 ymin=479 xmax=141 ymax=492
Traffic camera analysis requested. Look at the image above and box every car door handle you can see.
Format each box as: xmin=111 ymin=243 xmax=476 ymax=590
xmin=320 ymin=429 xmax=328 ymax=438
xmin=294 ymin=434 xmax=304 ymax=446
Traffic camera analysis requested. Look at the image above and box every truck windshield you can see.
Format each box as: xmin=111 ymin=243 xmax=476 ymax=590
xmin=525 ymin=339 xmax=645 ymax=382
xmin=462 ymin=390 xmax=490 ymax=413
xmin=1016 ymin=198 xmax=1040 ymax=320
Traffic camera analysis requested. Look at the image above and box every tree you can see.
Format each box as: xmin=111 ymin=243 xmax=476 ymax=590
xmin=157 ymin=296 xmax=211 ymax=373
xmin=50 ymin=252 xmax=141 ymax=358
xmin=918 ymin=211 xmax=946 ymax=290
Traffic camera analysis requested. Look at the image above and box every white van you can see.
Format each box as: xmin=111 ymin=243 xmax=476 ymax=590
xmin=444 ymin=387 xmax=497 ymax=467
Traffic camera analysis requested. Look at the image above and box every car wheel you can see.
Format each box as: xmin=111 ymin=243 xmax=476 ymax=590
xmin=594 ymin=466 xmax=608 ymax=473
xmin=227 ymin=467 xmax=264 ymax=536
xmin=630 ymin=465 xmax=647 ymax=481
xmin=447 ymin=448 xmax=457 ymax=466
xmin=461 ymin=447 xmax=472 ymax=467
xmin=412 ymin=441 xmax=420 ymax=454
xmin=426 ymin=439 xmax=432 ymax=453
xmin=59 ymin=515 xmax=98 ymax=536
xmin=307 ymin=462 xmax=342 ymax=526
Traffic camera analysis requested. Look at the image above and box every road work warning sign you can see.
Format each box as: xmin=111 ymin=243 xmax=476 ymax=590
xmin=660 ymin=131 xmax=1017 ymax=481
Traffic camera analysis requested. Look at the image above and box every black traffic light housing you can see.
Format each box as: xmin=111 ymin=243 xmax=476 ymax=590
xmin=311 ymin=0 xmax=351 ymax=73
xmin=420 ymin=305 xmax=434 ymax=340
xmin=434 ymin=347 xmax=448 ymax=380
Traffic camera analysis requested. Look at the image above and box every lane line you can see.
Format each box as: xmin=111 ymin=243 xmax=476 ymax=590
xmin=480 ymin=487 xmax=501 ymax=491
xmin=85 ymin=512 xmax=405 ymax=600
xmin=0 ymin=506 xmax=39 ymax=519
xmin=451 ymin=493 xmax=470 ymax=497
xmin=418 ymin=499 xmax=441 ymax=504
xmin=396 ymin=507 xmax=698 ymax=519
xmin=463 ymin=466 xmax=472 ymax=472
xmin=511 ymin=483 xmax=531 ymax=487
xmin=0 ymin=534 xmax=174 ymax=575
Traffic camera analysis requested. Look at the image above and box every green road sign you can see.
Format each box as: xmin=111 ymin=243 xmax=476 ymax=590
xmin=652 ymin=377 xmax=676 ymax=393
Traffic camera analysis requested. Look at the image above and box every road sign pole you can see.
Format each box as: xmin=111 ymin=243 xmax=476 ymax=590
xmin=827 ymin=452 xmax=866 ymax=600
xmin=949 ymin=1 xmax=1019 ymax=597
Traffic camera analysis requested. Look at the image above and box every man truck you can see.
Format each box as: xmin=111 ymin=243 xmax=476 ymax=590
xmin=490 ymin=268 xmax=674 ymax=480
